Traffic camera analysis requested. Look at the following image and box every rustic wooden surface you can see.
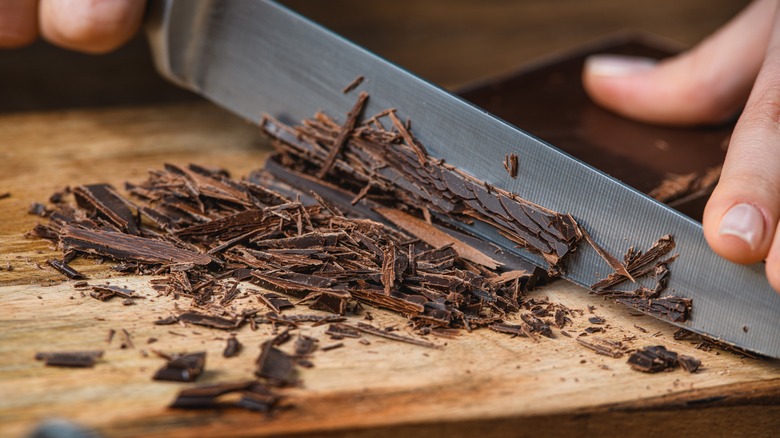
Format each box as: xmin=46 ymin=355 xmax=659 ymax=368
xmin=2 ymin=1 xmax=779 ymax=437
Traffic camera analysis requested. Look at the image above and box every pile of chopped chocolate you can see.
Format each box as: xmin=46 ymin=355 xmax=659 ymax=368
xmin=28 ymin=89 xmax=701 ymax=412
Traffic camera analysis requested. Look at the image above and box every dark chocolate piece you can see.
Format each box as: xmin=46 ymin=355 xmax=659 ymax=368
xmin=503 ymin=153 xmax=519 ymax=179
xmin=294 ymin=335 xmax=318 ymax=356
xmin=46 ymin=258 xmax=86 ymax=280
xmin=352 ymin=322 xmax=438 ymax=349
xmin=616 ymin=296 xmax=691 ymax=323
xmin=317 ymin=91 xmax=369 ymax=179
xmin=677 ymin=354 xmax=702 ymax=373
xmin=153 ymin=351 xmax=206 ymax=382
xmin=60 ymin=225 xmax=212 ymax=266
xmin=178 ymin=312 xmax=240 ymax=330
xmin=223 ymin=335 xmax=243 ymax=358
xmin=255 ymin=341 xmax=298 ymax=387
xmin=35 ymin=350 xmax=104 ymax=368
xmin=169 ymin=380 xmax=282 ymax=413
xmin=627 ymin=345 xmax=679 ymax=373
xmin=342 ymin=75 xmax=365 ymax=94
xmin=89 ymin=284 xmax=138 ymax=301
xmin=577 ymin=337 xmax=627 ymax=358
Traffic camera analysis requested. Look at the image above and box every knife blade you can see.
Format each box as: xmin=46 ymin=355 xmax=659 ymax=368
xmin=146 ymin=0 xmax=780 ymax=358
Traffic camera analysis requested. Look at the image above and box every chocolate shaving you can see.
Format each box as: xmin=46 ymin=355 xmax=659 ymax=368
xmin=60 ymin=225 xmax=212 ymax=266
xmin=35 ymin=350 xmax=104 ymax=368
xmin=577 ymin=337 xmax=628 ymax=358
xmin=342 ymin=75 xmax=365 ymax=94
xmin=317 ymin=91 xmax=369 ymax=179
xmin=178 ymin=312 xmax=240 ymax=330
xmin=46 ymin=258 xmax=86 ymax=280
xmin=352 ymin=322 xmax=438 ymax=348
xmin=616 ymin=296 xmax=691 ymax=323
xmin=169 ymin=380 xmax=283 ymax=413
xmin=153 ymin=351 xmax=206 ymax=382
xmin=580 ymin=227 xmax=634 ymax=282
xmin=503 ymin=153 xmax=519 ymax=179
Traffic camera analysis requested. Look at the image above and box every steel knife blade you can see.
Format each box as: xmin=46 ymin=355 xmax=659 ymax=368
xmin=146 ymin=0 xmax=780 ymax=358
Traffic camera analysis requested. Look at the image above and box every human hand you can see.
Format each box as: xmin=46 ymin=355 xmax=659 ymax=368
xmin=582 ymin=0 xmax=780 ymax=293
xmin=0 ymin=0 xmax=145 ymax=53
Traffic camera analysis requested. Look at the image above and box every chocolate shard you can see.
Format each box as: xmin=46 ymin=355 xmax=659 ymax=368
xmin=223 ymin=335 xmax=243 ymax=358
xmin=677 ymin=354 xmax=702 ymax=373
xmin=35 ymin=350 xmax=104 ymax=368
xmin=258 ymin=292 xmax=295 ymax=313
xmin=577 ymin=337 xmax=627 ymax=358
xmin=326 ymin=323 xmax=361 ymax=339
xmin=60 ymin=225 xmax=212 ymax=266
xmin=520 ymin=313 xmax=554 ymax=338
xmin=46 ymin=258 xmax=86 ymax=280
xmin=616 ymin=296 xmax=692 ymax=323
xmin=294 ymin=335 xmax=319 ymax=356
xmin=255 ymin=341 xmax=298 ymax=387
xmin=73 ymin=184 xmax=140 ymax=235
xmin=627 ymin=346 xmax=679 ymax=373
xmin=178 ymin=312 xmax=241 ymax=330
xmin=169 ymin=380 xmax=283 ymax=413
xmin=353 ymin=322 xmax=439 ymax=349
xmin=153 ymin=351 xmax=207 ymax=382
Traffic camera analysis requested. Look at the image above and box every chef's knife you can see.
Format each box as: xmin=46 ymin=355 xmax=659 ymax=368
xmin=146 ymin=0 xmax=780 ymax=358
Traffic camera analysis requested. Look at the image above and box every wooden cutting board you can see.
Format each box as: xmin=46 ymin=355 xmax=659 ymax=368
xmin=1 ymin=99 xmax=778 ymax=438
xmin=2 ymin=1 xmax=777 ymax=436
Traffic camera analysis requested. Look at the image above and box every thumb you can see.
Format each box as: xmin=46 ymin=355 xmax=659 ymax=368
xmin=582 ymin=0 xmax=775 ymax=126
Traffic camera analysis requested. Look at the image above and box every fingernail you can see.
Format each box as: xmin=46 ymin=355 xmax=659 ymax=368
xmin=719 ymin=203 xmax=764 ymax=250
xmin=585 ymin=55 xmax=657 ymax=77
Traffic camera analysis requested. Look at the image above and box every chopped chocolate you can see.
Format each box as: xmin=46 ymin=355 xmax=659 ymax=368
xmin=503 ymin=153 xmax=519 ymax=179
xmin=616 ymin=296 xmax=691 ymax=323
xmin=577 ymin=337 xmax=628 ymax=358
xmin=223 ymin=335 xmax=243 ymax=358
xmin=60 ymin=225 xmax=212 ymax=266
xmin=89 ymin=284 xmax=138 ymax=301
xmin=73 ymin=184 xmax=140 ymax=235
xmin=154 ymin=316 xmax=179 ymax=325
xmin=294 ymin=335 xmax=318 ymax=356
xmin=35 ymin=350 xmax=103 ymax=368
xmin=46 ymin=258 xmax=86 ymax=280
xmin=258 ymin=293 xmax=294 ymax=313
xmin=169 ymin=380 xmax=282 ymax=414
xmin=677 ymin=354 xmax=702 ymax=373
xmin=627 ymin=345 xmax=678 ymax=373
xmin=255 ymin=341 xmax=298 ymax=387
xmin=342 ymin=75 xmax=365 ymax=94
xmin=592 ymin=235 xmax=676 ymax=291
xmin=352 ymin=322 xmax=438 ymax=348
xmin=326 ymin=323 xmax=361 ymax=339
xmin=0 ymin=192 xmax=10 ymax=200
xmin=178 ymin=311 xmax=240 ymax=330
xmin=153 ymin=351 xmax=206 ymax=382
xmin=588 ymin=316 xmax=605 ymax=325
xmin=321 ymin=342 xmax=344 ymax=352
xmin=489 ymin=323 xmax=531 ymax=337
xmin=28 ymin=202 xmax=49 ymax=217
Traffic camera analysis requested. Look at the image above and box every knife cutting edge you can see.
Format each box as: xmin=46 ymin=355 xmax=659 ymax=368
xmin=146 ymin=0 xmax=780 ymax=358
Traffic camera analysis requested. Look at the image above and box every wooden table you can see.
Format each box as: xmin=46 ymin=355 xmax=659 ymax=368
xmin=2 ymin=1 xmax=778 ymax=437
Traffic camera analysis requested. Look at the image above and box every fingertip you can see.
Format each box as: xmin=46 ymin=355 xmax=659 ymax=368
xmin=703 ymin=191 xmax=773 ymax=265
xmin=40 ymin=0 xmax=145 ymax=54
xmin=764 ymin=251 xmax=780 ymax=294
xmin=0 ymin=0 xmax=39 ymax=49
